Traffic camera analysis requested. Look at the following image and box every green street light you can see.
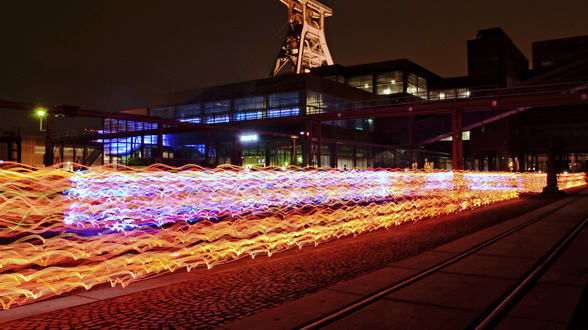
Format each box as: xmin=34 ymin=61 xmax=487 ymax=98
xmin=35 ymin=107 xmax=47 ymax=131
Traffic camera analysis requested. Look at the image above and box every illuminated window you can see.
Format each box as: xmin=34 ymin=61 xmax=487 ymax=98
xmin=307 ymin=91 xmax=329 ymax=115
xmin=102 ymin=119 xmax=157 ymax=134
xmin=103 ymin=135 xmax=168 ymax=158
xmin=205 ymin=101 xmax=230 ymax=114
xmin=444 ymin=90 xmax=456 ymax=99
xmin=457 ymin=88 xmax=470 ymax=98
xmin=418 ymin=75 xmax=427 ymax=94
xmin=346 ymin=75 xmax=373 ymax=93
xmin=178 ymin=117 xmax=201 ymax=124
xmin=204 ymin=115 xmax=230 ymax=124
xmin=177 ymin=104 xmax=200 ymax=119
xmin=269 ymin=92 xmax=300 ymax=107
xmin=234 ymin=111 xmax=264 ymax=121
xmin=376 ymin=72 xmax=403 ymax=95
xmin=185 ymin=144 xmax=206 ymax=155
xmin=441 ymin=131 xmax=470 ymax=141
xmin=234 ymin=96 xmax=265 ymax=112
xmin=267 ymin=107 xmax=299 ymax=118
xmin=429 ymin=88 xmax=470 ymax=101
xmin=407 ymin=74 xmax=427 ymax=97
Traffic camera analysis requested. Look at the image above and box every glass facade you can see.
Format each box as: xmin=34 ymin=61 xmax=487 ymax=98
xmin=268 ymin=92 xmax=301 ymax=117
xmin=407 ymin=73 xmax=427 ymax=96
xmin=269 ymin=92 xmax=300 ymax=108
xmin=307 ymin=91 xmax=328 ymax=114
xmin=429 ymin=88 xmax=470 ymax=101
xmin=204 ymin=101 xmax=230 ymax=114
xmin=98 ymin=69 xmax=469 ymax=168
xmin=346 ymin=75 xmax=373 ymax=93
xmin=100 ymin=119 xmax=170 ymax=164
xmin=267 ymin=107 xmax=299 ymax=118
xmin=177 ymin=104 xmax=200 ymax=120
xmin=344 ymin=71 xmax=453 ymax=102
xmin=234 ymin=96 xmax=265 ymax=112
xmin=376 ymin=71 xmax=403 ymax=95
xmin=148 ymin=92 xmax=305 ymax=126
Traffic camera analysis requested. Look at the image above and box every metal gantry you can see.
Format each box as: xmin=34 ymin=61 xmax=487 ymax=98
xmin=271 ymin=0 xmax=334 ymax=77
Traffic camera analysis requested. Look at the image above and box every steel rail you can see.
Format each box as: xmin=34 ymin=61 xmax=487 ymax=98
xmin=471 ymin=213 xmax=588 ymax=329
xmin=297 ymin=196 xmax=582 ymax=330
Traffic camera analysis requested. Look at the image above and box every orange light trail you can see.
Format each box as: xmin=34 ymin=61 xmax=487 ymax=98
xmin=0 ymin=162 xmax=585 ymax=309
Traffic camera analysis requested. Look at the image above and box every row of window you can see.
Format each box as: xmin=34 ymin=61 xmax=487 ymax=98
xmin=327 ymin=72 xmax=470 ymax=101
xmin=151 ymin=90 xmax=352 ymax=122
xmin=330 ymin=71 xmax=427 ymax=96
xmin=176 ymin=107 xmax=302 ymax=124
xmin=151 ymin=92 xmax=302 ymax=120
xmin=103 ymin=119 xmax=158 ymax=134
xmin=150 ymin=82 xmax=470 ymax=128
xmin=102 ymin=135 xmax=170 ymax=156
xmin=428 ymin=88 xmax=470 ymax=100
xmin=307 ymin=91 xmax=350 ymax=115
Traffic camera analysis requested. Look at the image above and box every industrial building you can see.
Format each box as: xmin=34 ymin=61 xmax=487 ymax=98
xmin=88 ymin=24 xmax=588 ymax=173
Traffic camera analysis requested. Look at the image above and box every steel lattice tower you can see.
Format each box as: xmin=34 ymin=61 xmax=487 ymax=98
xmin=271 ymin=0 xmax=334 ymax=77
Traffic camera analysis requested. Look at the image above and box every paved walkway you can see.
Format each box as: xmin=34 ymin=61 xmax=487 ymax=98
xmin=220 ymin=193 xmax=588 ymax=329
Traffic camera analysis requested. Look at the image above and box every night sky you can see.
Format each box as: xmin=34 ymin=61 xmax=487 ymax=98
xmin=1 ymin=0 xmax=587 ymax=135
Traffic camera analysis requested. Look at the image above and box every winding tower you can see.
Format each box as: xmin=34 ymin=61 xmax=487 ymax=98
xmin=271 ymin=0 xmax=334 ymax=77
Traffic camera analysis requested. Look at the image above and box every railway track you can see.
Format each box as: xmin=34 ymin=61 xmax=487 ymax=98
xmin=208 ymin=191 xmax=588 ymax=330
xmin=289 ymin=192 xmax=588 ymax=329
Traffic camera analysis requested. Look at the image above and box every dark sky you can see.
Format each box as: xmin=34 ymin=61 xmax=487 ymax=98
xmin=1 ymin=0 xmax=588 ymax=135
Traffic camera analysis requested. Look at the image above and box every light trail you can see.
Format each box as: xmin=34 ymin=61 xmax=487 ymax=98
xmin=0 ymin=162 xmax=585 ymax=309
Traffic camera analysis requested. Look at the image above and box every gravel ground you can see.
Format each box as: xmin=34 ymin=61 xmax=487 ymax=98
xmin=0 ymin=194 xmax=564 ymax=330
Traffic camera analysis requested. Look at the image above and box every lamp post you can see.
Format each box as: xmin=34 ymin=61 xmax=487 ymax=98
xmin=35 ymin=108 xmax=46 ymax=131
xmin=34 ymin=107 xmax=53 ymax=167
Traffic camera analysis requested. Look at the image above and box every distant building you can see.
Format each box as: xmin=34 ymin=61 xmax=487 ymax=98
xmin=467 ymin=27 xmax=529 ymax=89
xmin=532 ymin=35 xmax=588 ymax=72
xmin=41 ymin=28 xmax=588 ymax=172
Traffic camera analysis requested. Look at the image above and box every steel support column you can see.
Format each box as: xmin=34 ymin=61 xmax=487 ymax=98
xmin=543 ymin=137 xmax=562 ymax=194
xmin=316 ymin=122 xmax=322 ymax=168
xmin=265 ymin=143 xmax=271 ymax=167
xmin=157 ymin=124 xmax=164 ymax=162
xmin=205 ymin=131 xmax=211 ymax=167
xmin=215 ymin=130 xmax=220 ymax=166
xmin=58 ymin=143 xmax=64 ymax=164
xmin=306 ymin=121 xmax=313 ymax=167
xmin=408 ymin=115 xmax=414 ymax=167
xmin=451 ymin=109 xmax=464 ymax=170
xmin=140 ymin=136 xmax=145 ymax=158
xmin=291 ymin=137 xmax=297 ymax=166
xmin=44 ymin=114 xmax=54 ymax=167
xmin=83 ymin=143 xmax=87 ymax=165
xmin=72 ymin=142 xmax=77 ymax=164
xmin=232 ymin=133 xmax=242 ymax=166
xmin=331 ymin=143 xmax=338 ymax=169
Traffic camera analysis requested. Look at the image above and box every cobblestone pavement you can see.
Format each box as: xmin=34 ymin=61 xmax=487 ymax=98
xmin=0 ymin=195 xmax=561 ymax=330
